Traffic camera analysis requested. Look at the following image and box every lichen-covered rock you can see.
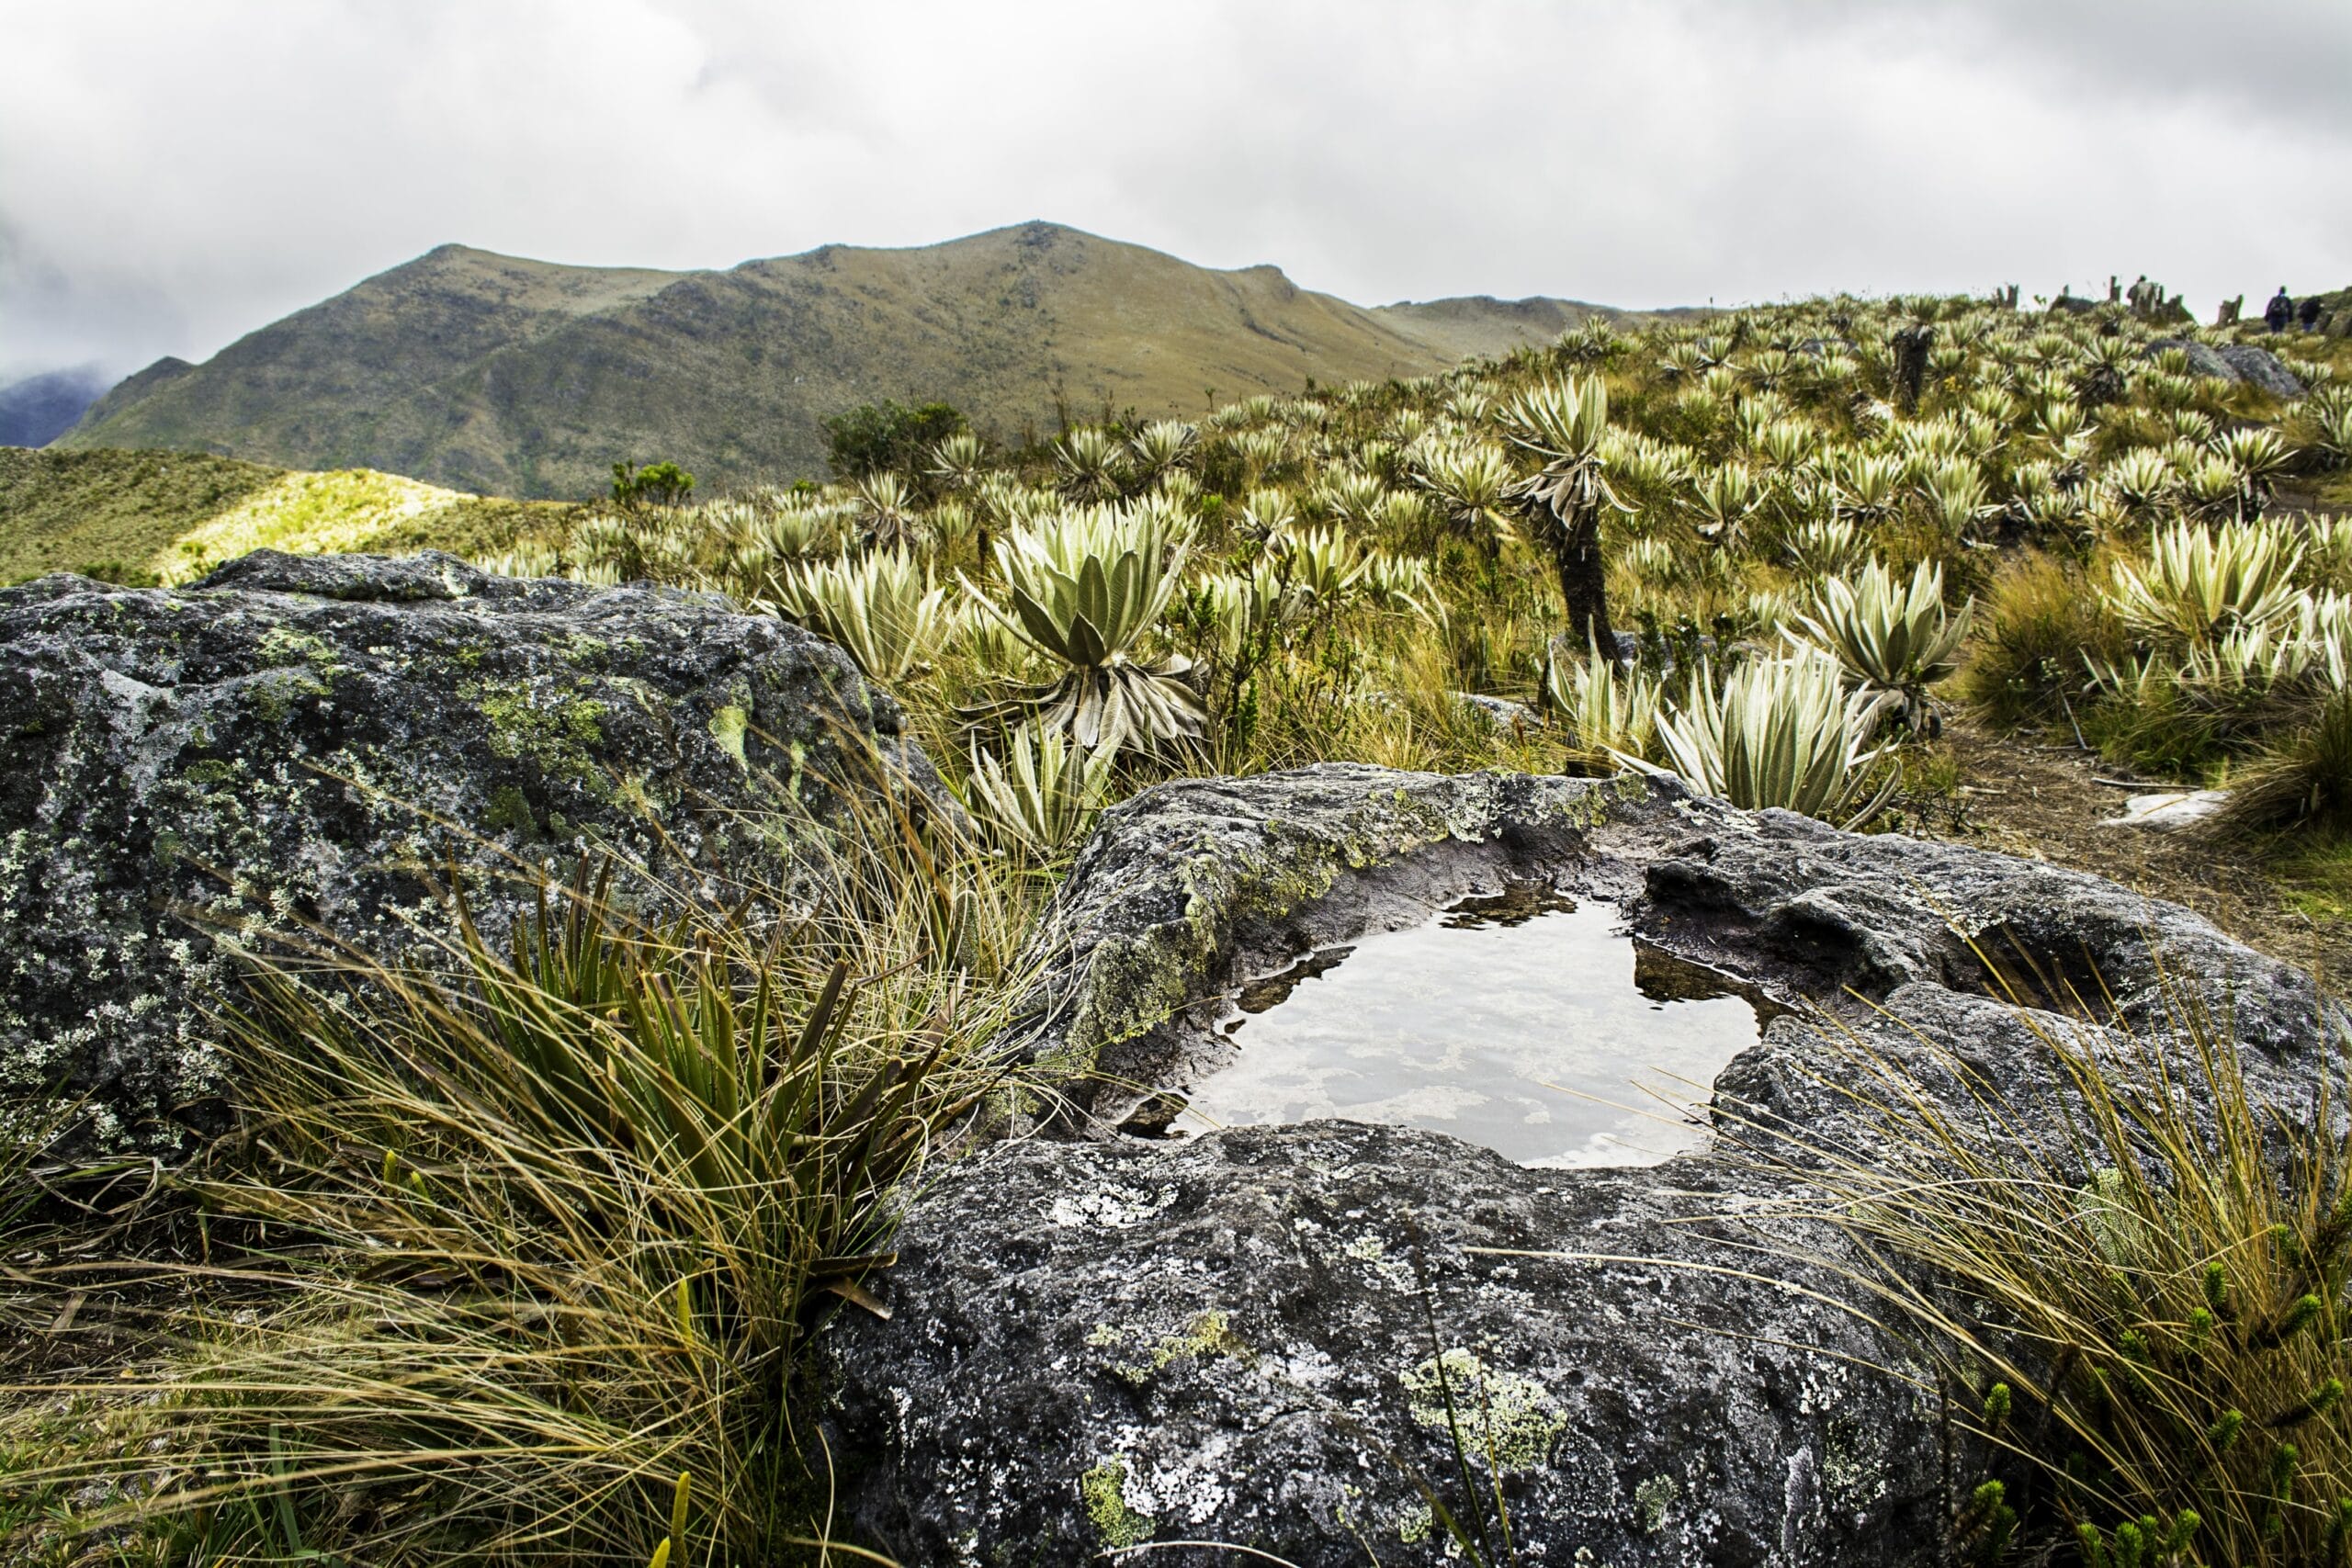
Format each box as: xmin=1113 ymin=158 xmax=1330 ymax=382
xmin=820 ymin=764 xmax=2331 ymax=1564
xmin=991 ymin=764 xmax=2312 ymax=1129
xmin=0 ymin=550 xmax=948 ymax=1150
xmin=838 ymin=1120 xmax=1951 ymax=1564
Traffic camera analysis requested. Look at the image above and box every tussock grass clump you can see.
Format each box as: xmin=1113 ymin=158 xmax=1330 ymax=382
xmin=2223 ymin=689 xmax=2352 ymax=838
xmin=0 ymin=1099 xmax=73 ymax=1272
xmin=1758 ymin=968 xmax=2352 ymax=1564
xmin=11 ymin=824 xmax=1033 ymax=1566
xmin=1959 ymin=553 xmax=2128 ymax=730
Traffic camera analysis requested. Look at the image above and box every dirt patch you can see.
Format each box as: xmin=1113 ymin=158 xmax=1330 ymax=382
xmin=1901 ymin=720 xmax=2351 ymax=985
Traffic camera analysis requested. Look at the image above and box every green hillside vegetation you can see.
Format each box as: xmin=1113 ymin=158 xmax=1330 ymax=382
xmin=469 ymin=299 xmax=2352 ymax=951
xmin=57 ymin=222 xmax=1634 ymax=500
xmin=0 ymin=446 xmax=575 ymax=585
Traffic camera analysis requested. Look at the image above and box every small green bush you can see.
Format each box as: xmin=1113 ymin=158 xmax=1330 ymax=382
xmin=821 ymin=399 xmax=967 ymax=482
xmin=611 ymin=458 xmax=695 ymax=510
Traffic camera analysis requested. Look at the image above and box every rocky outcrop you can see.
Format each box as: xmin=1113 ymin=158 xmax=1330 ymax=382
xmin=2217 ymin=343 xmax=2309 ymax=400
xmin=988 ymin=766 xmax=2312 ymax=1132
xmin=2148 ymin=338 xmax=2306 ymax=399
xmin=821 ymin=764 xmax=2330 ymax=1565
xmin=2147 ymin=337 xmax=2238 ymax=382
xmin=0 ymin=550 xmax=948 ymax=1149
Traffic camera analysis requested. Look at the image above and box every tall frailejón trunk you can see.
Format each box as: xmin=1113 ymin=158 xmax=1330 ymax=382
xmin=1891 ymin=324 xmax=1933 ymax=413
xmin=1552 ymin=505 xmax=1615 ymax=657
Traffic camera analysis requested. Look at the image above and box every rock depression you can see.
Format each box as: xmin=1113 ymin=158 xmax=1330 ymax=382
xmin=822 ymin=764 xmax=2329 ymax=1564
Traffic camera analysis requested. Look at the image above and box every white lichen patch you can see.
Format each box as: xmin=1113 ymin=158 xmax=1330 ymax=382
xmin=1048 ymin=1181 xmax=1176 ymax=1229
xmin=1131 ymin=1427 xmax=1241 ymax=1527
xmin=1340 ymin=1230 xmax=1419 ymax=1291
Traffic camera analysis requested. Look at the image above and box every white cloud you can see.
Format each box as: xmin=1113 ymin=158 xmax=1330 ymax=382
xmin=2 ymin=0 xmax=2346 ymax=382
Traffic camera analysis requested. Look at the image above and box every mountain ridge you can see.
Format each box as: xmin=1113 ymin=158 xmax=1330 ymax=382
xmin=58 ymin=222 xmax=1652 ymax=498
xmin=0 ymin=365 xmax=113 ymax=447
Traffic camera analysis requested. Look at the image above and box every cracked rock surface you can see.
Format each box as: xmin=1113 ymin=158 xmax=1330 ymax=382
xmin=822 ymin=763 xmax=2330 ymax=1565
xmin=0 ymin=549 xmax=945 ymax=1149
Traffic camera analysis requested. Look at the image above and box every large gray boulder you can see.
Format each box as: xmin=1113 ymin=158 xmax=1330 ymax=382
xmin=2148 ymin=337 xmax=2307 ymax=399
xmin=0 ymin=550 xmax=949 ymax=1150
xmin=2217 ymin=343 xmax=2309 ymax=400
xmin=820 ymin=764 xmax=2329 ymax=1565
xmin=2145 ymin=336 xmax=2239 ymax=382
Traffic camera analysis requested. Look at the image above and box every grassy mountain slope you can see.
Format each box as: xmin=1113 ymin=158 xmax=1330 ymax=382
xmin=60 ymin=223 xmax=1624 ymax=499
xmin=0 ymin=447 xmax=572 ymax=585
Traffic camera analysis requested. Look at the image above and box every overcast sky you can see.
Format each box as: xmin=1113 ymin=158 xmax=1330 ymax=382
xmin=5 ymin=0 xmax=2349 ymax=384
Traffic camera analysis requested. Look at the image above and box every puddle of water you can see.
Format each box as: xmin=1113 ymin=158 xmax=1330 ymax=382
xmin=1170 ymin=893 xmax=1769 ymax=1168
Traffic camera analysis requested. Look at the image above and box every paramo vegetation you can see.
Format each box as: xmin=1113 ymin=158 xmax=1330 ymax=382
xmin=10 ymin=287 xmax=2352 ymax=1567
xmin=481 ymin=293 xmax=2352 ymax=857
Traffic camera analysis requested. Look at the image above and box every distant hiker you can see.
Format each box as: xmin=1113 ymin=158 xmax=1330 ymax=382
xmin=2111 ymin=276 xmax=2126 ymax=304
xmin=2127 ymin=275 xmax=2146 ymax=311
xmin=2266 ymin=288 xmax=2293 ymax=333
xmin=2301 ymin=296 xmax=2324 ymax=333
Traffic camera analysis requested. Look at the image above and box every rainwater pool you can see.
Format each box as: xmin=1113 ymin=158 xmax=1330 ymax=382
xmin=1171 ymin=889 xmax=1773 ymax=1167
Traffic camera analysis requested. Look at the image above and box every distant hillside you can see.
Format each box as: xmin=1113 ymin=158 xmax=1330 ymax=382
xmin=59 ymin=223 xmax=1640 ymax=499
xmin=1374 ymin=297 xmax=1603 ymax=362
xmin=0 ymin=447 xmax=573 ymax=586
xmin=0 ymin=366 xmax=111 ymax=447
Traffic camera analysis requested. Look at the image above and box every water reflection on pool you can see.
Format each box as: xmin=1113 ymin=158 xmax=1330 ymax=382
xmin=1171 ymin=890 xmax=1768 ymax=1167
